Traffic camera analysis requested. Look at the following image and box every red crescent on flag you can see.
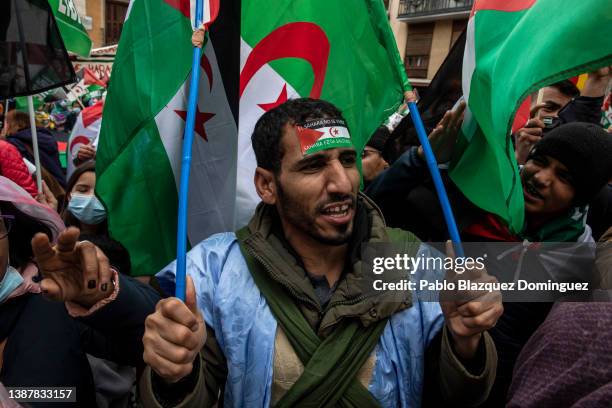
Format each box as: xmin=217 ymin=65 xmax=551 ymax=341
xmin=70 ymin=135 xmax=92 ymax=155
xmin=240 ymin=22 xmax=330 ymax=99
xmin=471 ymin=0 xmax=537 ymax=17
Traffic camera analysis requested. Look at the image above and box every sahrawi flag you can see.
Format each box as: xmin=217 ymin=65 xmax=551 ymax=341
xmin=67 ymin=100 xmax=104 ymax=178
xmin=96 ymin=0 xmax=408 ymax=276
xmin=451 ymin=0 xmax=612 ymax=234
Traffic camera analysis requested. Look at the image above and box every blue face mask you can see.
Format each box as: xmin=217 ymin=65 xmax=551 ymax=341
xmin=0 ymin=265 xmax=24 ymax=304
xmin=68 ymin=194 xmax=107 ymax=225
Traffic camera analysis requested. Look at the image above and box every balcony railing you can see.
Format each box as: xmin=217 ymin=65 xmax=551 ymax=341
xmin=398 ymin=0 xmax=473 ymax=21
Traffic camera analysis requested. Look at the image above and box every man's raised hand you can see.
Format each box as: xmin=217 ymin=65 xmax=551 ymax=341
xmin=143 ymin=276 xmax=206 ymax=383
xmin=32 ymin=227 xmax=113 ymax=307
xmin=418 ymin=101 xmax=466 ymax=164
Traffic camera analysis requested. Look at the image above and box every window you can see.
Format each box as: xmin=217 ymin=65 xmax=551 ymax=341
xmin=105 ymin=0 xmax=128 ymax=45
xmin=404 ymin=22 xmax=434 ymax=79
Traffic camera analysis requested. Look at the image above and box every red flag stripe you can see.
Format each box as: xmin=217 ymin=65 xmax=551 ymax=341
xmin=163 ymin=0 xmax=189 ymax=18
xmin=82 ymin=100 xmax=105 ymax=128
xmin=204 ymin=0 xmax=220 ymax=27
xmin=471 ymin=0 xmax=537 ymax=17
xmin=512 ymin=96 xmax=531 ymax=133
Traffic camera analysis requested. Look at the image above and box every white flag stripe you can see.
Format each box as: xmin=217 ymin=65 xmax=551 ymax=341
xmin=461 ymin=15 xmax=476 ymax=104
xmin=235 ymin=38 xmax=301 ymax=228
xmin=154 ymin=40 xmax=237 ymax=244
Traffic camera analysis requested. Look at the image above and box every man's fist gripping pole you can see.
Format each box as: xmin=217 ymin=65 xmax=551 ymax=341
xmin=143 ymin=276 xmax=206 ymax=383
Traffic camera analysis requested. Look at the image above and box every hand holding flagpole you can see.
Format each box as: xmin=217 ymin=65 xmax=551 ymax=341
xmin=175 ymin=0 xmax=220 ymax=301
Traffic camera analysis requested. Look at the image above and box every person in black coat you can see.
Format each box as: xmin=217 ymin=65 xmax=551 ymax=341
xmin=0 ymin=179 xmax=158 ymax=407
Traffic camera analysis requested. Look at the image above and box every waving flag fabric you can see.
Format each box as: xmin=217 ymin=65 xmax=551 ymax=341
xmin=97 ymin=0 xmax=408 ymax=276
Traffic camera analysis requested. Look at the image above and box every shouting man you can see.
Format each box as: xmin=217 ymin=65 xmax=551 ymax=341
xmin=33 ymin=98 xmax=502 ymax=407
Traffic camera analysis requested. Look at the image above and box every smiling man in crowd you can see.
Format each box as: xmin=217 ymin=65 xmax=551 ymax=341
xmin=367 ymin=119 xmax=612 ymax=406
xmin=33 ymin=98 xmax=502 ymax=407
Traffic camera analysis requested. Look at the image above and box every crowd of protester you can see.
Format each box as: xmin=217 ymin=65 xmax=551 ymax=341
xmin=0 ymin=65 xmax=610 ymax=407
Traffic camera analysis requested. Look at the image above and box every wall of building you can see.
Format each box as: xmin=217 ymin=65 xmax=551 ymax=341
xmin=87 ymin=0 xmax=106 ymax=48
xmin=389 ymin=0 xmax=408 ymax=61
xmin=73 ymin=0 xmax=129 ymax=48
xmin=73 ymin=0 xmax=105 ymax=48
xmin=388 ymin=1 xmax=468 ymax=85
xmin=428 ymin=20 xmax=453 ymax=80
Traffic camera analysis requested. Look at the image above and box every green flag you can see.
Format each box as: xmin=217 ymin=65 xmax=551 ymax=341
xmin=236 ymin=0 xmax=410 ymax=225
xmin=451 ymin=0 xmax=612 ymax=233
xmin=49 ymin=0 xmax=92 ymax=57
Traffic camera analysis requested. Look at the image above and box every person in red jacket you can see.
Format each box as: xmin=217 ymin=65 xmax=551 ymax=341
xmin=0 ymin=140 xmax=37 ymax=198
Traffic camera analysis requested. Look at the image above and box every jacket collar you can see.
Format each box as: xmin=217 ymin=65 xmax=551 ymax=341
xmin=242 ymin=193 xmax=411 ymax=334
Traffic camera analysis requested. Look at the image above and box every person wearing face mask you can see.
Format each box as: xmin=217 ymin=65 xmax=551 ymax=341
xmin=59 ymin=161 xmax=138 ymax=407
xmin=0 ymin=175 xmax=154 ymax=407
xmin=61 ymin=162 xmax=134 ymax=279
xmin=61 ymin=161 xmax=133 ymax=274
xmin=0 ymin=175 xmax=99 ymax=406
xmin=62 ymin=161 xmax=108 ymax=234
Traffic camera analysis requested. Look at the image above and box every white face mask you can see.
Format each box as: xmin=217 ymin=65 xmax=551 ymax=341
xmin=0 ymin=264 xmax=23 ymax=304
xmin=68 ymin=194 xmax=107 ymax=225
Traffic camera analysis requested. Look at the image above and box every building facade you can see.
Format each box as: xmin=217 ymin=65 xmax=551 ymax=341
xmin=73 ymin=0 xmax=129 ymax=48
xmin=388 ymin=0 xmax=470 ymax=88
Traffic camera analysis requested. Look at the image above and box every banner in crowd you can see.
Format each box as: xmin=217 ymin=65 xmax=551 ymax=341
xmin=65 ymin=69 xmax=106 ymax=103
xmin=67 ymin=100 xmax=104 ymax=177
xmin=48 ymin=0 xmax=92 ymax=57
xmin=451 ymin=0 xmax=612 ymax=234
xmin=73 ymin=45 xmax=118 ymax=84
xmin=96 ymin=0 xmax=408 ymax=276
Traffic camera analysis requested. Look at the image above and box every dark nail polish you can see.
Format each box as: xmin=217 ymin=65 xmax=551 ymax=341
xmin=88 ymin=280 xmax=97 ymax=289
xmin=101 ymin=283 xmax=108 ymax=292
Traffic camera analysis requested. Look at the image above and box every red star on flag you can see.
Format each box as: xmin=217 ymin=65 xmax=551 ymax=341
xmin=174 ymin=107 xmax=215 ymax=141
xmin=258 ymin=84 xmax=288 ymax=112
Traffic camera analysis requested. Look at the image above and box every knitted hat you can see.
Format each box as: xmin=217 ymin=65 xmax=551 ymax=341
xmin=367 ymin=126 xmax=391 ymax=152
xmin=528 ymin=122 xmax=612 ymax=205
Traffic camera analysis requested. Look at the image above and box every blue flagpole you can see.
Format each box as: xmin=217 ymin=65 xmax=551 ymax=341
xmin=176 ymin=0 xmax=205 ymax=301
xmin=408 ymin=102 xmax=465 ymax=257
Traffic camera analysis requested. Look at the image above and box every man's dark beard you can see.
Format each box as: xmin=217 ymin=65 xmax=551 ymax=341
xmin=276 ymin=179 xmax=354 ymax=246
